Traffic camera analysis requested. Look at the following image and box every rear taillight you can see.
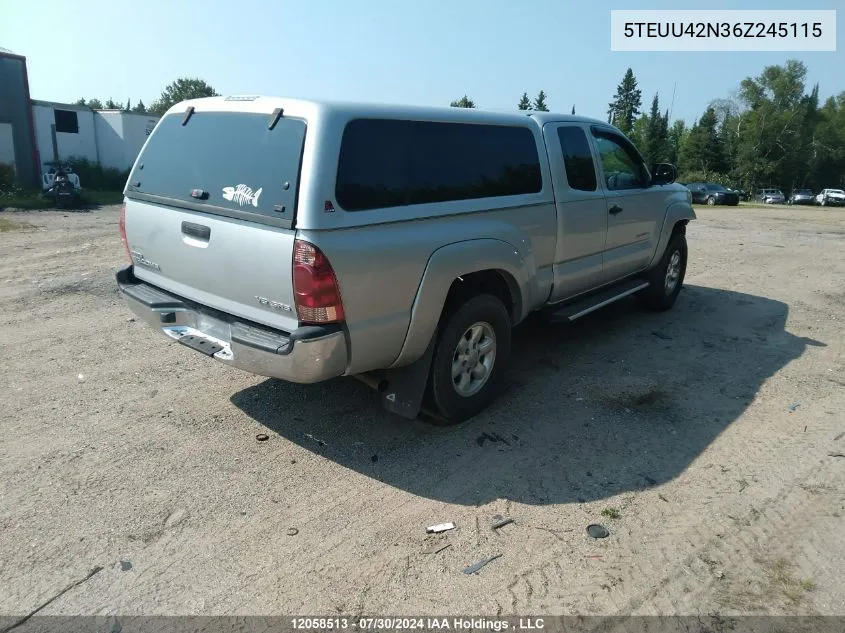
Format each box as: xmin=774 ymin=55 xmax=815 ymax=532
xmin=119 ymin=203 xmax=132 ymax=263
xmin=293 ymin=239 xmax=345 ymax=324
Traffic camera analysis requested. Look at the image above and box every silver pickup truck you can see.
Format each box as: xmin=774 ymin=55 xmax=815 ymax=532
xmin=117 ymin=96 xmax=695 ymax=424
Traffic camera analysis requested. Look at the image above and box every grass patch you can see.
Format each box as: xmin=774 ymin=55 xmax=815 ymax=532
xmin=0 ymin=191 xmax=53 ymax=210
xmin=766 ymin=558 xmax=817 ymax=604
xmin=0 ymin=217 xmax=26 ymax=232
xmin=717 ymin=556 xmax=816 ymax=612
xmin=600 ymin=507 xmax=621 ymax=520
xmin=83 ymin=190 xmax=124 ymax=206
xmin=0 ymin=188 xmax=123 ymax=210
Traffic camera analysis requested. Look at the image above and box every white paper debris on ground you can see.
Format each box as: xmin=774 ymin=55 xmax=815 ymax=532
xmin=426 ymin=522 xmax=456 ymax=534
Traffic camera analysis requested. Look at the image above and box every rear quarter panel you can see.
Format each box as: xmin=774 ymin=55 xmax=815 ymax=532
xmin=299 ymin=205 xmax=556 ymax=374
xmin=296 ymin=108 xmax=558 ymax=374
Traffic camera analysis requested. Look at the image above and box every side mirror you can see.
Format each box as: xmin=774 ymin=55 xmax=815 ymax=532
xmin=651 ymin=163 xmax=676 ymax=186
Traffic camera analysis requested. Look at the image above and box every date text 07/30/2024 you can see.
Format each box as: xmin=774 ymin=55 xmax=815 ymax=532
xmin=290 ymin=618 xmax=546 ymax=631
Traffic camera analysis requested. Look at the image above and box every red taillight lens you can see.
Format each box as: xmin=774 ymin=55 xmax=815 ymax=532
xmin=293 ymin=239 xmax=345 ymax=324
xmin=119 ymin=202 xmax=132 ymax=263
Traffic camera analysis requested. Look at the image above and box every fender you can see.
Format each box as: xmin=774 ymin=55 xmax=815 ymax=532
xmin=388 ymin=238 xmax=537 ymax=369
xmin=649 ymin=200 xmax=696 ymax=268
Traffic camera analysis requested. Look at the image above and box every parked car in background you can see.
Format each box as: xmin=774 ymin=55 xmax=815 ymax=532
xmin=684 ymin=182 xmax=739 ymax=206
xmin=815 ymin=188 xmax=845 ymax=206
xmin=788 ymin=188 xmax=815 ymax=205
xmin=730 ymin=188 xmax=750 ymax=201
xmin=679 ymin=183 xmax=705 ymax=204
xmin=757 ymin=188 xmax=785 ymax=204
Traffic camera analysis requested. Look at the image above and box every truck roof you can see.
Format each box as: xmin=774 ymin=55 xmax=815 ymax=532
xmin=165 ymin=95 xmax=610 ymax=129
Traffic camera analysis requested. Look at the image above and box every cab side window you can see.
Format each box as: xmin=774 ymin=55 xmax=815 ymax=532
xmin=557 ymin=126 xmax=597 ymax=192
xmin=591 ymin=130 xmax=649 ymax=191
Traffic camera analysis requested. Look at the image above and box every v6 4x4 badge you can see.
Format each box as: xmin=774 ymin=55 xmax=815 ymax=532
xmin=255 ymin=296 xmax=292 ymax=312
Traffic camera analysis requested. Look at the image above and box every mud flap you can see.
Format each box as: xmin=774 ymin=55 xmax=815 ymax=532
xmin=380 ymin=330 xmax=437 ymax=420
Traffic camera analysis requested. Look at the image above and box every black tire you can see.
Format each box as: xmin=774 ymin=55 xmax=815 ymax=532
xmin=639 ymin=231 xmax=688 ymax=312
xmin=426 ymin=293 xmax=511 ymax=424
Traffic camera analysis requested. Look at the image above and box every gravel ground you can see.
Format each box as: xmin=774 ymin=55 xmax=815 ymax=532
xmin=1 ymin=204 xmax=844 ymax=618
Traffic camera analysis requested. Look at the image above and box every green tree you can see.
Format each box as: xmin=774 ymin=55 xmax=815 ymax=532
xmin=104 ymin=98 xmax=123 ymax=109
xmin=808 ymin=93 xmax=845 ymax=190
xmin=75 ymin=98 xmax=104 ymax=109
xmin=571 ymin=105 xmax=575 ymax=115
xmin=450 ymin=95 xmax=476 ymax=108
xmin=679 ymin=107 xmax=727 ymax=177
xmin=667 ymin=119 xmax=687 ymax=166
xmin=629 ymin=114 xmax=648 ymax=150
xmin=641 ymin=94 xmax=670 ymax=166
xmin=532 ymin=90 xmax=549 ymax=112
xmin=734 ymin=60 xmax=813 ymax=191
xmin=149 ymin=78 xmax=220 ymax=116
xmin=607 ymin=68 xmax=642 ymax=136
xmin=517 ymin=93 xmax=532 ymax=110
xmin=131 ymin=100 xmax=148 ymax=114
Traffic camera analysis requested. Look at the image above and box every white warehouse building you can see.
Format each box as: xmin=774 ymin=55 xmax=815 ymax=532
xmin=31 ymin=100 xmax=159 ymax=172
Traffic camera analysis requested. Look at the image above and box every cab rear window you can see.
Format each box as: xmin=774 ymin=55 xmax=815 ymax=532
xmin=127 ymin=111 xmax=305 ymax=220
xmin=335 ymin=119 xmax=542 ymax=211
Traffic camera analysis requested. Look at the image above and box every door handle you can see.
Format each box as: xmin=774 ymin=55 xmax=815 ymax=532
xmin=181 ymin=221 xmax=211 ymax=241
xmin=609 ymin=205 xmax=623 ymax=215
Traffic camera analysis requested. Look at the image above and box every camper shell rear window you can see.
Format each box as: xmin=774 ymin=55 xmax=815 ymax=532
xmin=126 ymin=111 xmax=306 ymax=225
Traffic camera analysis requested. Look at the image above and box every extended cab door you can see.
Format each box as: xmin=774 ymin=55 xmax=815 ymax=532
xmin=543 ymin=122 xmax=608 ymax=302
xmin=589 ymin=126 xmax=663 ymax=283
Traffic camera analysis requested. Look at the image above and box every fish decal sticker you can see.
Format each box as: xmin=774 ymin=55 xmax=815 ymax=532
xmin=222 ymin=184 xmax=263 ymax=208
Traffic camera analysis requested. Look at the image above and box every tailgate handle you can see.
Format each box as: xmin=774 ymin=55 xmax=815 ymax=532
xmin=181 ymin=221 xmax=210 ymax=241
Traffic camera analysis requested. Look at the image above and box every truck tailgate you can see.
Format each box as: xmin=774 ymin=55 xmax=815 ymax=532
xmin=125 ymin=198 xmax=299 ymax=333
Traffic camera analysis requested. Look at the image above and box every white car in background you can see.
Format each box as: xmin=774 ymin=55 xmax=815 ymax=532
xmin=815 ymin=188 xmax=845 ymax=207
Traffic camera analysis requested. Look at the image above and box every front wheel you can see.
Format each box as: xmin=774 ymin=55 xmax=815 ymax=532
xmin=706 ymin=196 xmax=716 ymax=206
xmin=639 ymin=232 xmax=688 ymax=312
xmin=426 ymin=294 xmax=511 ymax=424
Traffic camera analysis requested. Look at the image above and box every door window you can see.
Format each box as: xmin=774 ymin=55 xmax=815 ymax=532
xmin=556 ymin=126 xmax=597 ymax=192
xmin=591 ymin=130 xmax=648 ymax=191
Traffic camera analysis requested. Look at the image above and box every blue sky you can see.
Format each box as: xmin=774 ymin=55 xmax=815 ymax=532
xmin=2 ymin=0 xmax=841 ymax=125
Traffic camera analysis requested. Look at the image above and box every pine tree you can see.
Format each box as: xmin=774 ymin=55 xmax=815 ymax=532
xmin=642 ymin=93 xmax=670 ymax=165
xmin=450 ymin=95 xmax=476 ymax=108
xmin=517 ymin=93 xmax=532 ymax=110
xmin=571 ymin=105 xmax=575 ymax=115
xmin=668 ymin=119 xmax=687 ymax=166
xmin=607 ymin=68 xmax=642 ymax=136
xmin=533 ymin=90 xmax=549 ymax=112
xmin=679 ymin=107 xmax=726 ymax=176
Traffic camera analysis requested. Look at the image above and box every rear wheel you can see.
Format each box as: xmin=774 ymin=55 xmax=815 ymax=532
xmin=426 ymin=294 xmax=511 ymax=424
xmin=639 ymin=231 xmax=687 ymax=312
xmin=706 ymin=196 xmax=716 ymax=206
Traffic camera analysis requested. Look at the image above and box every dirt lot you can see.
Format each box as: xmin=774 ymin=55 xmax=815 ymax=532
xmin=1 ymin=204 xmax=844 ymax=618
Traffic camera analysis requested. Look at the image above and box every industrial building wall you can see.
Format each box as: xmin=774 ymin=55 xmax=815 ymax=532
xmin=0 ymin=53 xmax=38 ymax=186
xmin=32 ymin=103 xmax=98 ymax=166
xmin=93 ymin=112 xmax=159 ymax=171
xmin=93 ymin=111 xmax=125 ymax=171
xmin=120 ymin=113 xmax=158 ymax=170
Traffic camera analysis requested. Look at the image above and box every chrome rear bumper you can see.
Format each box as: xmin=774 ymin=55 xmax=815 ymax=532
xmin=116 ymin=266 xmax=348 ymax=384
